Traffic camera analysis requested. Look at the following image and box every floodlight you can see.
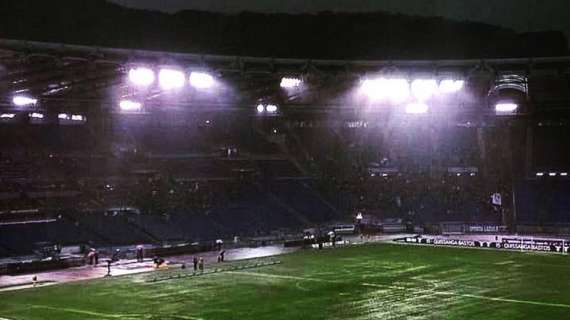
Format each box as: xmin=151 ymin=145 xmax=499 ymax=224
xmin=411 ymin=79 xmax=438 ymax=101
xmin=58 ymin=113 xmax=70 ymax=120
xmin=280 ymin=77 xmax=302 ymax=88
xmin=159 ymin=69 xmax=185 ymax=89
xmin=189 ymin=72 xmax=214 ymax=89
xmin=549 ymin=172 xmax=557 ymax=177
xmin=0 ymin=113 xmax=16 ymax=119
xmin=266 ymin=104 xmax=278 ymax=113
xmin=128 ymin=67 xmax=155 ymax=87
xmin=119 ymin=100 xmax=142 ymax=112
xmin=13 ymin=95 xmax=37 ymax=106
xmin=388 ymin=79 xmax=411 ymax=102
xmin=439 ymin=80 xmax=464 ymax=93
xmin=536 ymin=172 xmax=544 ymax=177
xmin=256 ymin=104 xmax=265 ymax=113
xmin=561 ymin=172 xmax=568 ymax=177
xmin=360 ymin=78 xmax=410 ymax=102
xmin=360 ymin=79 xmax=383 ymax=100
xmin=29 ymin=112 xmax=44 ymax=119
xmin=71 ymin=115 xmax=85 ymax=121
xmin=405 ymin=102 xmax=429 ymax=114
xmin=495 ymin=103 xmax=518 ymax=113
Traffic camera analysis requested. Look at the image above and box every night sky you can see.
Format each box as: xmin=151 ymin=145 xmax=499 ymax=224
xmin=110 ymin=0 xmax=570 ymax=39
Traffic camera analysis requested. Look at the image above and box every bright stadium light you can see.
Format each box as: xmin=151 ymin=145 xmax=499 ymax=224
xmin=536 ymin=172 xmax=544 ymax=177
xmin=29 ymin=112 xmax=44 ymax=119
xmin=495 ymin=102 xmax=518 ymax=113
xmin=561 ymin=172 xmax=568 ymax=177
xmin=280 ymin=77 xmax=302 ymax=88
xmin=439 ymin=79 xmax=464 ymax=93
xmin=119 ymin=99 xmax=142 ymax=112
xmin=71 ymin=114 xmax=85 ymax=121
xmin=360 ymin=79 xmax=383 ymax=100
xmin=405 ymin=102 xmax=429 ymax=114
xmin=256 ymin=104 xmax=265 ymax=113
xmin=266 ymin=104 xmax=278 ymax=113
xmin=128 ymin=67 xmax=155 ymax=87
xmin=189 ymin=71 xmax=214 ymax=89
xmin=549 ymin=172 xmax=557 ymax=177
xmin=159 ymin=69 xmax=185 ymax=90
xmin=0 ymin=113 xmax=15 ymax=119
xmin=58 ymin=113 xmax=70 ymax=120
xmin=411 ymin=79 xmax=438 ymax=101
xmin=360 ymin=78 xmax=410 ymax=102
xmin=13 ymin=95 xmax=37 ymax=106
xmin=386 ymin=79 xmax=409 ymax=103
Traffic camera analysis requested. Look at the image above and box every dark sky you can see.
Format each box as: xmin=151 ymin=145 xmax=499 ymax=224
xmin=110 ymin=0 xmax=570 ymax=38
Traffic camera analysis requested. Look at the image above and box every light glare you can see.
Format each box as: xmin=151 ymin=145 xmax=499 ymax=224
xmin=128 ymin=67 xmax=155 ymax=86
xmin=58 ymin=113 xmax=69 ymax=120
xmin=495 ymin=103 xmax=518 ymax=113
xmin=266 ymin=104 xmax=278 ymax=113
xmin=411 ymin=79 xmax=438 ymax=101
xmin=0 ymin=113 xmax=16 ymax=119
xmin=439 ymin=80 xmax=464 ymax=93
xmin=13 ymin=95 xmax=37 ymax=106
xmin=189 ymin=72 xmax=214 ymax=89
xmin=29 ymin=112 xmax=44 ymax=119
xmin=119 ymin=100 xmax=142 ymax=112
xmin=405 ymin=102 xmax=429 ymax=114
xmin=360 ymin=78 xmax=410 ymax=102
xmin=256 ymin=104 xmax=265 ymax=113
xmin=159 ymin=69 xmax=185 ymax=90
xmin=280 ymin=77 xmax=302 ymax=88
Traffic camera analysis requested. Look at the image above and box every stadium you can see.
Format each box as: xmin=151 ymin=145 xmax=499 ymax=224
xmin=1 ymin=1 xmax=570 ymax=319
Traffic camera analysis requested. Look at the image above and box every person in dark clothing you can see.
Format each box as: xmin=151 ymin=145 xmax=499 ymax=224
xmin=217 ymin=250 xmax=225 ymax=262
xmin=106 ymin=260 xmax=112 ymax=276
xmin=112 ymin=249 xmax=121 ymax=262
xmin=193 ymin=256 xmax=198 ymax=272
xmin=136 ymin=245 xmax=144 ymax=262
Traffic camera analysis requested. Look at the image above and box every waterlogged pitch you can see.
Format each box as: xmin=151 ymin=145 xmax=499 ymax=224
xmin=1 ymin=243 xmax=570 ymax=320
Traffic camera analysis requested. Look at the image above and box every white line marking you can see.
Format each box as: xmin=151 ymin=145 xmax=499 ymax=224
xmin=231 ymin=271 xmax=570 ymax=309
xmin=227 ymin=271 xmax=342 ymax=283
xmin=434 ymin=292 xmax=570 ymax=309
xmin=27 ymin=305 xmax=204 ymax=320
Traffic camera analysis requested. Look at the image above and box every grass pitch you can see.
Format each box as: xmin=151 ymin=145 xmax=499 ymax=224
xmin=1 ymin=243 xmax=570 ymax=320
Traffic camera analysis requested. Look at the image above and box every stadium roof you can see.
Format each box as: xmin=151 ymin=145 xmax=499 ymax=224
xmin=1 ymin=39 xmax=570 ymax=114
